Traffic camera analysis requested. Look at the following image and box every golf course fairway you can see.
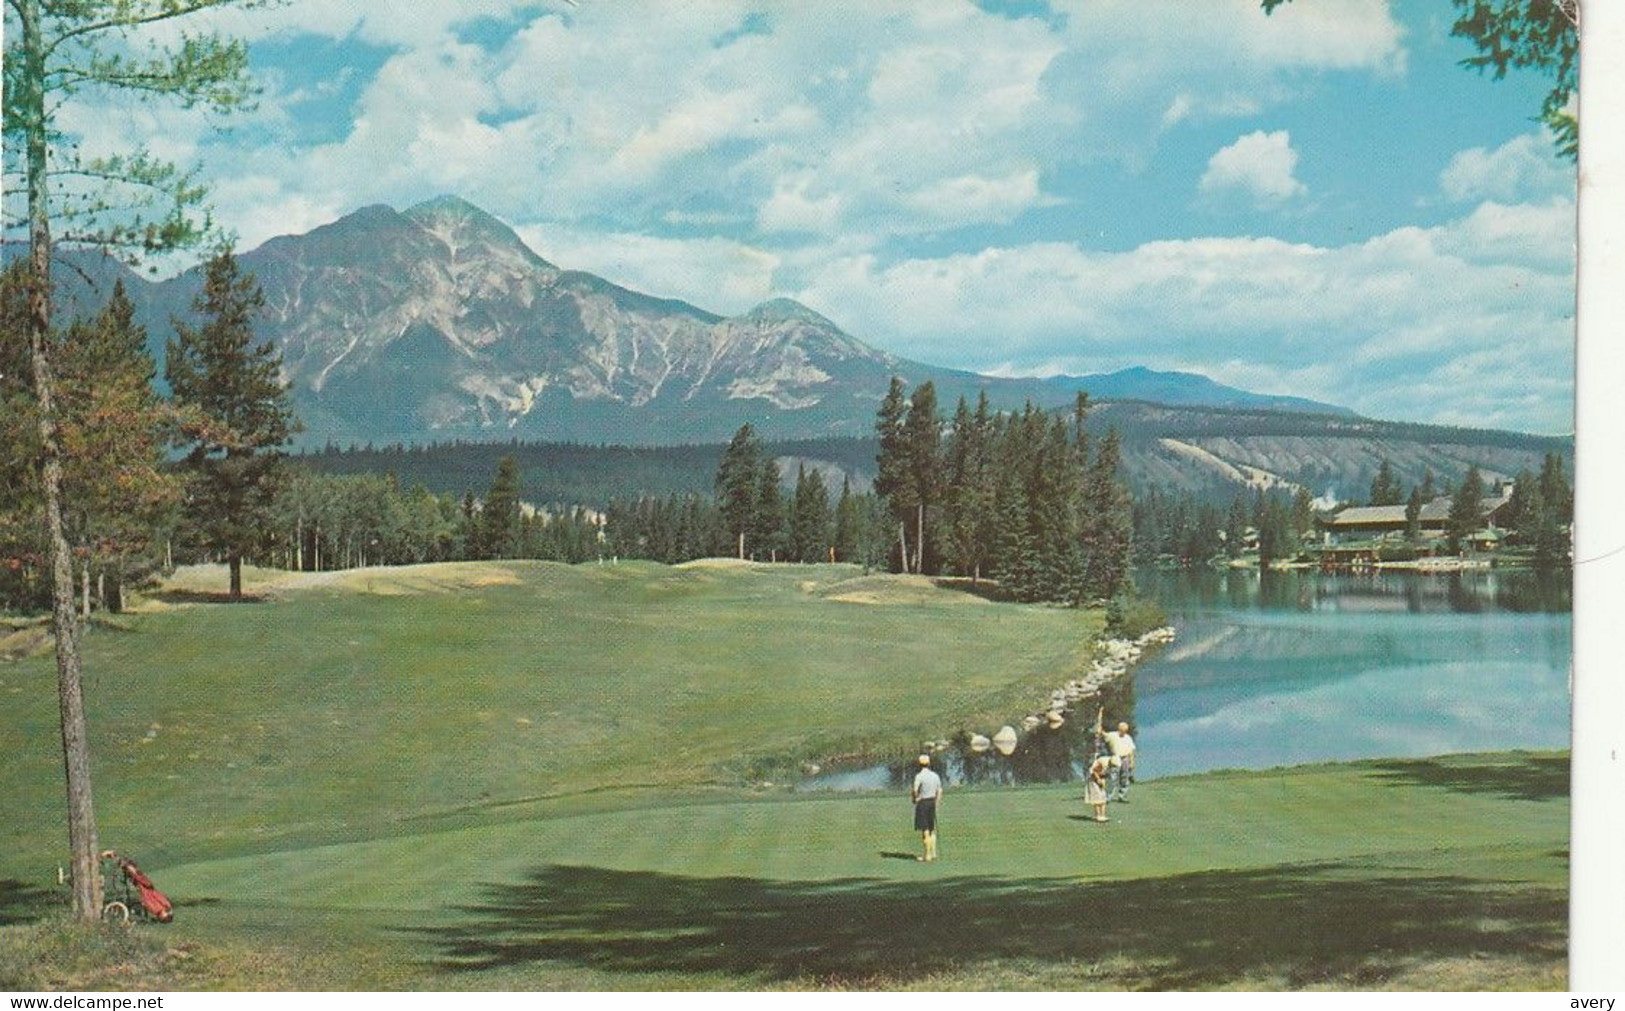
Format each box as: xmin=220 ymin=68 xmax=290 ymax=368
xmin=0 ymin=561 xmax=1568 ymax=990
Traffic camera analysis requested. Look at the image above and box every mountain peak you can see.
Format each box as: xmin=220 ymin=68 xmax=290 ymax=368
xmin=744 ymin=297 xmax=838 ymax=328
xmin=403 ymin=194 xmax=553 ymax=268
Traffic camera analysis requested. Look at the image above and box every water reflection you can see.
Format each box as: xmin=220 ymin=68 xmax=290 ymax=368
xmin=1135 ymin=566 xmax=1572 ymax=615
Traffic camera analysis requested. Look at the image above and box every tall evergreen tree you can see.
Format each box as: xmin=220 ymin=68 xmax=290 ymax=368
xmin=1290 ymin=486 xmax=1316 ymax=542
xmin=1081 ymin=427 xmax=1133 ymax=599
xmin=1419 ymin=467 xmax=1438 ymax=500
xmin=1224 ymin=495 xmax=1249 ymax=559
xmin=788 ymin=464 xmax=831 ymax=563
xmin=1369 ymin=459 xmax=1403 ymax=506
xmin=834 ymin=477 xmax=860 ymax=563
xmin=990 ymin=467 xmax=1037 ymax=601
xmin=1537 ymin=453 xmax=1572 ymax=525
xmin=1446 ymin=465 xmax=1487 ymax=554
xmin=480 ymin=456 xmax=523 ymax=560
xmin=1404 ymin=486 xmax=1424 ymax=542
xmin=54 ymin=281 xmax=180 ymax=612
xmin=167 ymin=248 xmax=297 ymax=600
xmin=873 ymin=376 xmax=913 ymax=572
xmin=753 ymin=457 xmax=784 ymax=562
xmin=715 ymin=423 xmax=762 ymax=559
xmin=902 ymin=380 xmax=943 ymax=573
xmin=943 ymin=396 xmax=985 ymax=580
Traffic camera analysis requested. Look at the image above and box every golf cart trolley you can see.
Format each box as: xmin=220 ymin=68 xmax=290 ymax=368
xmin=57 ymin=850 xmax=174 ymax=925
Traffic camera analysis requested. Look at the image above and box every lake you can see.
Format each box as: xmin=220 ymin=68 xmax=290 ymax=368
xmin=801 ymin=567 xmax=1572 ymax=791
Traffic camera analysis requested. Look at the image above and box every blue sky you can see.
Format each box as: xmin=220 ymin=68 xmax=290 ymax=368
xmin=60 ymin=0 xmax=1576 ymax=433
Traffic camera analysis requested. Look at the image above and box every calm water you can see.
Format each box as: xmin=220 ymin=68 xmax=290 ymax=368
xmin=802 ymin=567 xmax=1571 ymax=791
xmin=1129 ymin=567 xmax=1571 ymax=778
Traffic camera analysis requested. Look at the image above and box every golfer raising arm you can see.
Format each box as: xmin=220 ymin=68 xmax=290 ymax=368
xmin=912 ymin=754 xmax=942 ymax=862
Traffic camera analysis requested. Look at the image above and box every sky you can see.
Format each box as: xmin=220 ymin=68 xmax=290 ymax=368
xmin=43 ymin=0 xmax=1577 ymax=434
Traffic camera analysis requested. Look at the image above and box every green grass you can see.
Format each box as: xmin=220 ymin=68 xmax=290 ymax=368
xmin=3 ymin=753 xmax=1568 ymax=990
xmin=0 ymin=561 xmax=1567 ymax=990
xmin=2 ymin=560 xmax=1100 ymax=873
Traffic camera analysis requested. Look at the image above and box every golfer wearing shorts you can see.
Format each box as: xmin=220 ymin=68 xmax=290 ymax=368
xmin=912 ymin=754 xmax=942 ymax=861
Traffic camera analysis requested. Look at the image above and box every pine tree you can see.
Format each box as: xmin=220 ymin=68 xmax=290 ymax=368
xmin=902 ymin=380 xmax=942 ymax=573
xmin=990 ymin=468 xmax=1037 ymax=601
xmin=1538 ymin=453 xmax=1572 ymax=526
xmin=1419 ymin=467 xmax=1437 ymax=500
xmin=480 ymin=456 xmax=523 ymax=559
xmin=1081 ymin=427 xmax=1132 ymax=599
xmin=753 ymin=457 xmax=784 ymax=562
xmin=715 ymin=424 xmax=762 ymax=559
xmin=1291 ymin=486 xmax=1315 ymax=542
xmin=789 ymin=464 xmax=831 ymax=563
xmin=167 ymin=248 xmax=297 ymax=600
xmin=1369 ymin=459 xmax=1402 ymax=506
xmin=1446 ymin=465 xmax=1487 ymax=554
xmin=1404 ymin=486 xmax=1424 ymax=542
xmin=53 ymin=281 xmax=180 ymax=612
xmin=873 ymin=376 xmax=913 ymax=572
xmin=834 ymin=477 xmax=860 ymax=563
xmin=1224 ymin=495 xmax=1249 ymax=559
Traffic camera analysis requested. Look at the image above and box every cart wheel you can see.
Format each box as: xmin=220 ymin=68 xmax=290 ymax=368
xmin=102 ymin=901 xmax=130 ymax=926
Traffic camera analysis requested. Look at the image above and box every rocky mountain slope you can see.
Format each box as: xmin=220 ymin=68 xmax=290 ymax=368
xmin=122 ymin=197 xmax=1082 ymax=444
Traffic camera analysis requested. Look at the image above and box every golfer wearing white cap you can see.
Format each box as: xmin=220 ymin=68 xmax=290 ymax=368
xmin=911 ymin=754 xmax=943 ymax=861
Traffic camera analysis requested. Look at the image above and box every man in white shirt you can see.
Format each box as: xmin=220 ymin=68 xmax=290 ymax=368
xmin=1104 ymin=722 xmax=1137 ymax=802
xmin=911 ymin=754 xmax=943 ymax=861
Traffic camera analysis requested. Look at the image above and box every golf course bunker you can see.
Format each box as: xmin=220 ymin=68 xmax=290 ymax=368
xmin=814 ymin=574 xmax=992 ymax=606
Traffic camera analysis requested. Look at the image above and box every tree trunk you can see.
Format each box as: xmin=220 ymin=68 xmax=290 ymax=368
xmin=296 ymin=515 xmax=303 ymax=572
xmin=897 ymin=521 xmax=910 ymax=574
xmin=97 ymin=572 xmax=105 ymax=612
xmin=737 ymin=530 xmax=745 ymax=560
xmin=229 ymin=553 xmax=243 ymax=601
xmin=81 ymin=563 xmax=91 ymax=620
xmin=19 ymin=0 xmax=100 ymax=922
xmin=915 ymin=503 xmax=925 ymax=574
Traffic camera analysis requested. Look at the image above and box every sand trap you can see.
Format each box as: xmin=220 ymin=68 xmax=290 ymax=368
xmin=814 ymin=573 xmax=991 ymax=606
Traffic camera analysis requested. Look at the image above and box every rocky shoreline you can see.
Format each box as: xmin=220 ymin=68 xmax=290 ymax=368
xmin=967 ymin=625 xmax=1177 ymax=757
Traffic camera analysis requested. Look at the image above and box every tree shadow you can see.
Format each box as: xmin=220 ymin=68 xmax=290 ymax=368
xmin=0 ymin=879 xmax=54 ymax=926
xmin=1365 ymin=755 xmax=1569 ymax=803
xmin=144 ymin=589 xmax=270 ymax=605
xmin=407 ymin=861 xmax=1566 ymax=988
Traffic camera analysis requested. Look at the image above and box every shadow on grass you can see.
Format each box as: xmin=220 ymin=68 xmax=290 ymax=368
xmin=1366 ymin=755 xmax=1569 ymax=803
xmin=144 ymin=589 xmax=270 ymax=605
xmin=0 ymin=880 xmax=54 ymax=926
xmin=410 ymin=861 xmax=1566 ymax=988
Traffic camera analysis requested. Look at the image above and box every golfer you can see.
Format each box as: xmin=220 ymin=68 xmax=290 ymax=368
xmin=1105 ymin=721 xmax=1137 ymax=802
xmin=1086 ymin=754 xmax=1111 ymax=822
xmin=912 ymin=754 xmax=942 ymax=861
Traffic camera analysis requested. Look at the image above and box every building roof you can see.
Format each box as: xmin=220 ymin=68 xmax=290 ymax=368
xmin=1326 ymin=497 xmax=1452 ymax=527
xmin=1326 ymin=488 xmax=1514 ymax=529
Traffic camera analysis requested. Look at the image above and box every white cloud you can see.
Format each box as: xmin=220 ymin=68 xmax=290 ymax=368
xmin=158 ymin=0 xmax=1411 ymax=248
xmin=794 ymin=199 xmax=1575 ymax=433
xmin=1440 ymin=132 xmax=1574 ymax=203
xmin=1199 ymin=130 xmax=1308 ymax=207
